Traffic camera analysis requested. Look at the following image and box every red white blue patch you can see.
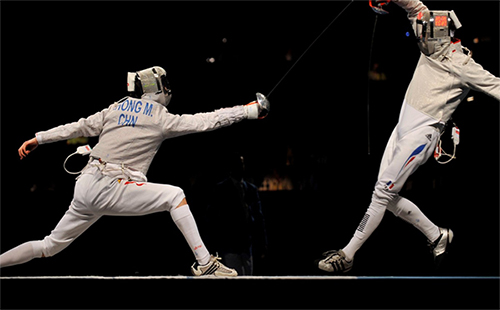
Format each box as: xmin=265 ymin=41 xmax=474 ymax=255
xmin=386 ymin=180 xmax=395 ymax=190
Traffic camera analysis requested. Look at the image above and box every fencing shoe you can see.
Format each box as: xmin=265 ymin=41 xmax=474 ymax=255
xmin=427 ymin=227 xmax=454 ymax=269
xmin=316 ymin=249 xmax=353 ymax=273
xmin=191 ymin=255 xmax=238 ymax=277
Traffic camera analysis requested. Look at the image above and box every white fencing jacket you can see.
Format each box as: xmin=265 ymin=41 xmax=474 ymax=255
xmin=393 ymin=0 xmax=500 ymax=138
xmin=36 ymin=98 xmax=247 ymax=181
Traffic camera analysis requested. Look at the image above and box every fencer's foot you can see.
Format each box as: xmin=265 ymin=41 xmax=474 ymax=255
xmin=316 ymin=249 xmax=353 ymax=274
xmin=427 ymin=227 xmax=454 ymax=269
xmin=191 ymin=255 xmax=238 ymax=277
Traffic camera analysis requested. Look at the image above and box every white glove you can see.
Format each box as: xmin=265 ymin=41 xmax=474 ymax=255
xmin=244 ymin=93 xmax=270 ymax=120
xmin=244 ymin=101 xmax=261 ymax=120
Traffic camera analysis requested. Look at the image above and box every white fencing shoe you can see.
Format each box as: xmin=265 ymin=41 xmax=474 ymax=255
xmin=191 ymin=255 xmax=238 ymax=277
xmin=428 ymin=227 xmax=454 ymax=269
xmin=316 ymin=249 xmax=353 ymax=273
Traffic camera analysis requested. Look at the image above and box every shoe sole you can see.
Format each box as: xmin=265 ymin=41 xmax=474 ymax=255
xmin=194 ymin=274 xmax=238 ymax=278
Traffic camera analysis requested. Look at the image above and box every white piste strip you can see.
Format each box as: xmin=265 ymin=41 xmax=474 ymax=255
xmin=0 ymin=275 xmax=356 ymax=280
xmin=1 ymin=275 xmax=497 ymax=280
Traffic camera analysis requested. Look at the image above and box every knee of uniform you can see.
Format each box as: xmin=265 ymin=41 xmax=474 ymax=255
xmin=30 ymin=240 xmax=46 ymax=258
xmin=167 ymin=186 xmax=186 ymax=211
xmin=372 ymin=180 xmax=398 ymax=208
xmin=385 ymin=195 xmax=403 ymax=217
xmin=41 ymin=236 xmax=71 ymax=258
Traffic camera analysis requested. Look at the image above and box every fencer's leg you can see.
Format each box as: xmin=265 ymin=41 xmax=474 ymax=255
xmin=170 ymin=198 xmax=211 ymax=266
xmin=383 ymin=127 xmax=441 ymax=243
xmin=95 ymin=180 xmax=211 ymax=265
xmin=343 ymin=127 xmax=439 ymax=258
xmin=0 ymin=203 xmax=100 ymax=268
xmin=40 ymin=205 xmax=100 ymax=258
xmin=0 ymin=241 xmax=44 ymax=268
xmin=342 ymin=181 xmax=397 ymax=261
xmin=386 ymin=196 xmax=441 ymax=242
xmin=339 ymin=130 xmax=398 ymax=262
xmin=317 ymin=182 xmax=394 ymax=273
xmin=176 ymin=198 xmax=188 ymax=208
xmin=342 ymin=126 xmax=439 ymax=261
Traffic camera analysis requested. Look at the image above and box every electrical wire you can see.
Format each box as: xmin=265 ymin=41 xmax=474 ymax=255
xmin=366 ymin=14 xmax=379 ymax=156
xmin=266 ymin=0 xmax=354 ymax=98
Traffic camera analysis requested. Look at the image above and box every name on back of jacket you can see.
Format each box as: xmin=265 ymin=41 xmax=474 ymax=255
xmin=113 ymin=99 xmax=154 ymax=127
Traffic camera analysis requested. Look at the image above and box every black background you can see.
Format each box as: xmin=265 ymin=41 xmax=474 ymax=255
xmin=1 ymin=1 xmax=498 ymax=280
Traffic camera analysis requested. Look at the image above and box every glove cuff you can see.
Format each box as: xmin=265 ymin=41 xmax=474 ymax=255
xmin=244 ymin=102 xmax=260 ymax=120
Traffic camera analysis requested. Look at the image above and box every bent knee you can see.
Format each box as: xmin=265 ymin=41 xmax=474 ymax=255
xmin=40 ymin=236 xmax=72 ymax=258
xmin=175 ymin=198 xmax=188 ymax=209
xmin=385 ymin=195 xmax=403 ymax=216
xmin=372 ymin=181 xmax=399 ymax=207
xmin=164 ymin=185 xmax=186 ymax=211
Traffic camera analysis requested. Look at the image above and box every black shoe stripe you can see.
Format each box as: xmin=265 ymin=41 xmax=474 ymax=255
xmin=203 ymin=263 xmax=219 ymax=275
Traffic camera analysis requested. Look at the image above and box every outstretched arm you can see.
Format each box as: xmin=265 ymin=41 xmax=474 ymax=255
xmin=19 ymin=107 xmax=108 ymax=159
xmin=161 ymin=98 xmax=267 ymax=139
xmin=392 ymin=0 xmax=428 ymax=19
xmin=461 ymin=58 xmax=500 ymax=101
xmin=161 ymin=106 xmax=247 ymax=139
xmin=35 ymin=109 xmax=106 ymax=145
xmin=18 ymin=137 xmax=39 ymax=160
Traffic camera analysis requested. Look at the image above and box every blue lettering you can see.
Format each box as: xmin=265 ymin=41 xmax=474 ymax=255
xmin=126 ymin=101 xmax=134 ymax=112
xmin=126 ymin=100 xmax=137 ymax=113
xmin=129 ymin=115 xmax=138 ymax=127
xmin=118 ymin=113 xmax=125 ymax=125
xmin=143 ymin=102 xmax=153 ymax=117
xmin=118 ymin=113 xmax=138 ymax=127
xmin=135 ymin=101 xmax=142 ymax=113
xmin=121 ymin=100 xmax=129 ymax=111
xmin=116 ymin=100 xmax=142 ymax=114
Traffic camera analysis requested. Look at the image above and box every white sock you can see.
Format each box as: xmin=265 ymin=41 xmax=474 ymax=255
xmin=342 ymin=188 xmax=390 ymax=261
xmin=342 ymin=206 xmax=385 ymax=261
xmin=0 ymin=241 xmax=43 ymax=268
xmin=388 ymin=197 xmax=441 ymax=242
xmin=170 ymin=205 xmax=210 ymax=266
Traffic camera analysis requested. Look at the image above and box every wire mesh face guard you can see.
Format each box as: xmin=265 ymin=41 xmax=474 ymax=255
xmin=413 ymin=10 xmax=462 ymax=55
xmin=127 ymin=66 xmax=172 ymax=106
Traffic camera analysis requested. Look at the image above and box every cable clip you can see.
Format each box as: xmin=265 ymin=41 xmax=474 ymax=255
xmin=64 ymin=145 xmax=93 ymax=174
xmin=435 ymin=123 xmax=460 ymax=164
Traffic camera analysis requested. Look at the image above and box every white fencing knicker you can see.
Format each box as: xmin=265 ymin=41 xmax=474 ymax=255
xmin=344 ymin=124 xmax=442 ymax=257
xmin=0 ymin=165 xmax=186 ymax=265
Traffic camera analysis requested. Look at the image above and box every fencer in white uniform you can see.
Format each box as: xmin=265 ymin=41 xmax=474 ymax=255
xmin=1 ymin=66 xmax=268 ymax=276
xmin=317 ymin=0 xmax=500 ymax=273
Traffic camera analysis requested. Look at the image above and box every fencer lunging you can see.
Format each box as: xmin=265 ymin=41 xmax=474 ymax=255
xmin=317 ymin=0 xmax=500 ymax=273
xmin=1 ymin=66 xmax=268 ymax=277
